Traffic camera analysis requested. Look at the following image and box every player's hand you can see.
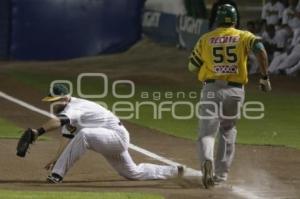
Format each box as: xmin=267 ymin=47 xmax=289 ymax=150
xmin=31 ymin=129 xmax=39 ymax=140
xmin=259 ymin=75 xmax=271 ymax=92
xmin=44 ymin=160 xmax=56 ymax=170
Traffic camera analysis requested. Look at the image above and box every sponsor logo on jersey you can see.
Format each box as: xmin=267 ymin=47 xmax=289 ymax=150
xmin=66 ymin=124 xmax=77 ymax=134
xmin=210 ymin=36 xmax=240 ymax=44
xmin=214 ymin=65 xmax=238 ymax=74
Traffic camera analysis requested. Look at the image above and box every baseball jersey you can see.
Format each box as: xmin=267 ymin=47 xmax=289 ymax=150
xmin=262 ymin=28 xmax=290 ymax=49
xmin=297 ymin=1 xmax=300 ymax=12
xmin=282 ymin=7 xmax=300 ymax=29
xmin=261 ymin=1 xmax=285 ymax=25
xmin=274 ymin=28 xmax=291 ymax=49
xmin=191 ymin=27 xmax=257 ymax=84
xmin=59 ymin=97 xmax=120 ymax=138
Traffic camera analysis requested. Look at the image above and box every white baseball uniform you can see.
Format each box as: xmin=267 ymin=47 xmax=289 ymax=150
xmin=248 ymin=52 xmax=259 ymax=74
xmin=268 ymin=44 xmax=300 ymax=73
xmin=262 ymin=31 xmax=277 ymax=46
xmin=297 ymin=0 xmax=300 ymax=13
xmin=274 ymin=27 xmax=291 ymax=49
xmin=282 ymin=6 xmax=300 ymax=29
xmin=51 ymin=97 xmax=179 ymax=180
xmin=262 ymin=27 xmax=290 ymax=62
xmin=261 ymin=1 xmax=285 ymax=25
xmin=268 ymin=27 xmax=300 ymax=74
xmin=285 ymin=60 xmax=300 ymax=75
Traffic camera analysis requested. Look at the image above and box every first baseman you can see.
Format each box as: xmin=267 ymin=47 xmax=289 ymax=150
xmin=17 ymin=83 xmax=201 ymax=184
xmin=189 ymin=4 xmax=271 ymax=188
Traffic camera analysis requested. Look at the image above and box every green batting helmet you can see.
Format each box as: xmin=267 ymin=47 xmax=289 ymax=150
xmin=216 ymin=4 xmax=237 ymax=26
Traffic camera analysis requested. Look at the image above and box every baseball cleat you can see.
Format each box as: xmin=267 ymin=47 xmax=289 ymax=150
xmin=47 ymin=173 xmax=63 ymax=184
xmin=202 ymin=160 xmax=214 ymax=189
xmin=213 ymin=173 xmax=228 ymax=185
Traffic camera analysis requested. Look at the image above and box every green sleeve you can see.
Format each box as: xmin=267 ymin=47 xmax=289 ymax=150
xmin=252 ymin=40 xmax=265 ymax=54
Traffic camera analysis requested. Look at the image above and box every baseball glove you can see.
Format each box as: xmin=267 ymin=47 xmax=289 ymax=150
xmin=16 ymin=128 xmax=37 ymax=157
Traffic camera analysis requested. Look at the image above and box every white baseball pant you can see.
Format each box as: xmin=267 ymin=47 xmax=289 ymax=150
xmin=269 ymin=45 xmax=300 ymax=74
xmin=52 ymin=126 xmax=178 ymax=180
xmin=197 ymin=81 xmax=244 ymax=177
xmin=286 ymin=60 xmax=300 ymax=75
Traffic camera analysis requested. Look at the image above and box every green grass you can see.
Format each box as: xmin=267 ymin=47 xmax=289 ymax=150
xmin=236 ymin=91 xmax=300 ymax=148
xmin=0 ymin=190 xmax=164 ymax=199
xmin=0 ymin=117 xmax=49 ymax=140
xmin=0 ymin=117 xmax=22 ymax=139
xmin=5 ymin=70 xmax=300 ymax=149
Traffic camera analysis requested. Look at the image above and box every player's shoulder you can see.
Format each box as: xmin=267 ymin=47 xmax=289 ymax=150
xmin=69 ymin=97 xmax=93 ymax=107
xmin=263 ymin=2 xmax=271 ymax=8
xmin=199 ymin=30 xmax=212 ymax=41
xmin=235 ymin=29 xmax=256 ymax=38
xmin=275 ymin=1 xmax=285 ymax=8
xmin=69 ymin=97 xmax=82 ymax=104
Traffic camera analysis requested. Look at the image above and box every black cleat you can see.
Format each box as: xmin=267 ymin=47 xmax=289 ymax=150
xmin=47 ymin=173 xmax=63 ymax=184
xmin=202 ymin=160 xmax=214 ymax=189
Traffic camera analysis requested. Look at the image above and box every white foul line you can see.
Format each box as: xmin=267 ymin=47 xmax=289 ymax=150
xmin=0 ymin=91 xmax=56 ymax=119
xmin=0 ymin=91 xmax=183 ymax=167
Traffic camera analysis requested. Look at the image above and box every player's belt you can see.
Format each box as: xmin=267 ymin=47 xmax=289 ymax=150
xmin=204 ymin=79 xmax=243 ymax=88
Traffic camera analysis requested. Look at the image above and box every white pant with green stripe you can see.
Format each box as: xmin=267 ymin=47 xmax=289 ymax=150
xmin=52 ymin=125 xmax=179 ymax=180
xmin=197 ymin=80 xmax=244 ymax=177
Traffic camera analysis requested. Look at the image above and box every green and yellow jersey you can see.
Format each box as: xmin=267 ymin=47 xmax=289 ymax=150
xmin=190 ymin=27 xmax=257 ymax=84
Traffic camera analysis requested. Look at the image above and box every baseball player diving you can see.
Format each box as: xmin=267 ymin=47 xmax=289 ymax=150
xmin=16 ymin=83 xmax=202 ymax=184
xmin=188 ymin=4 xmax=271 ymax=189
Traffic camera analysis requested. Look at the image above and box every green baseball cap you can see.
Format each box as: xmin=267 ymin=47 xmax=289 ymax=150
xmin=42 ymin=83 xmax=70 ymax=102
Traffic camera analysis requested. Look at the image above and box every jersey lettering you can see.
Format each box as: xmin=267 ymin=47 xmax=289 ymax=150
xmin=213 ymin=65 xmax=238 ymax=74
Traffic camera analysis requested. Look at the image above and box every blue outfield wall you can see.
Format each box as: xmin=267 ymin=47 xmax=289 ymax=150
xmin=142 ymin=10 xmax=208 ymax=50
xmin=143 ymin=11 xmax=178 ymax=44
xmin=10 ymin=0 xmax=145 ymax=60
xmin=0 ymin=0 xmax=11 ymax=59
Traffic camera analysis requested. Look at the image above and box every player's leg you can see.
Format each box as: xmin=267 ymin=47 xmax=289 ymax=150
xmin=49 ymin=126 xmax=123 ymax=182
xmin=49 ymin=130 xmax=89 ymax=182
xmin=214 ymin=120 xmax=237 ymax=183
xmin=197 ymin=84 xmax=220 ymax=164
xmin=268 ymin=52 xmax=287 ymax=74
xmin=277 ymin=45 xmax=300 ymax=71
xmin=85 ymin=127 xmax=182 ymax=181
xmin=286 ymin=60 xmax=300 ymax=75
xmin=214 ymin=87 xmax=244 ymax=183
xmin=105 ymin=150 xmax=180 ymax=180
xmin=197 ymin=83 xmax=221 ymax=188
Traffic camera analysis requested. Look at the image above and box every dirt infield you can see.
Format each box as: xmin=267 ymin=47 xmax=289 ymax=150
xmin=0 ymin=74 xmax=299 ymax=199
xmin=0 ymin=102 xmax=299 ymax=199
xmin=0 ymin=39 xmax=300 ymax=198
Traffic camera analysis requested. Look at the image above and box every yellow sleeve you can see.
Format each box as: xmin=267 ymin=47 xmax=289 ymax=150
xmin=243 ymin=31 xmax=257 ymax=52
xmin=189 ymin=39 xmax=203 ymax=68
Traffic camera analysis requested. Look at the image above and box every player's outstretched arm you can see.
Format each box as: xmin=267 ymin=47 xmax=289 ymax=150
xmin=40 ymin=117 xmax=61 ymax=133
xmin=253 ymin=41 xmax=272 ymax=92
xmin=31 ymin=116 xmax=64 ymax=138
xmin=16 ymin=117 xmax=62 ymax=157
